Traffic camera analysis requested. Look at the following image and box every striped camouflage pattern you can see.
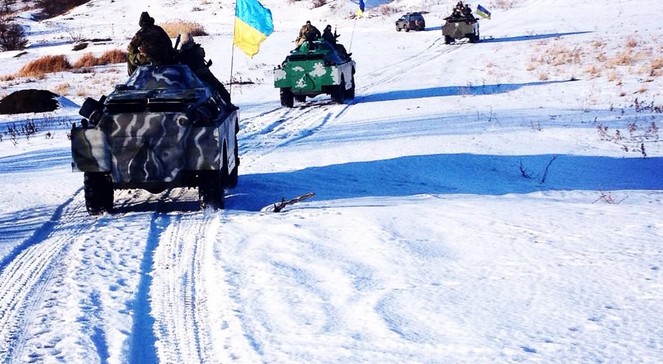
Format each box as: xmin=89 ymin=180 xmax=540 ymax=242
xmin=71 ymin=65 xmax=238 ymax=189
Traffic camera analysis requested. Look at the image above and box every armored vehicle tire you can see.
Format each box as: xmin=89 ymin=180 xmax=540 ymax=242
xmin=347 ymin=74 xmax=356 ymax=100
xmin=280 ymin=88 xmax=294 ymax=108
xmin=295 ymin=95 xmax=306 ymax=102
xmin=405 ymin=27 xmax=410 ymax=32
xmin=228 ymin=134 xmax=239 ymax=188
xmin=444 ymin=35 xmax=454 ymax=44
xmin=199 ymin=169 xmax=226 ymax=209
xmin=84 ymin=172 xmax=113 ymax=215
xmin=396 ymin=26 xmax=402 ymax=32
xmin=331 ymin=76 xmax=346 ymax=104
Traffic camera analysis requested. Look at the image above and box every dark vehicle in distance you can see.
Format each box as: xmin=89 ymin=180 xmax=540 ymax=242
xmin=395 ymin=12 xmax=426 ymax=32
xmin=71 ymin=65 xmax=239 ymax=215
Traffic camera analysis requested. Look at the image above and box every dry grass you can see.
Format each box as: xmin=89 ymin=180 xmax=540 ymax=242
xmin=160 ymin=20 xmax=208 ymax=38
xmin=17 ymin=55 xmax=71 ymax=78
xmin=585 ymin=65 xmax=601 ymax=79
xmin=0 ymin=74 xmax=15 ymax=81
xmin=53 ymin=82 xmax=70 ymax=95
xmin=72 ymin=49 xmax=126 ymax=68
xmin=490 ymin=0 xmax=522 ymax=10
xmin=528 ymin=33 xmax=663 ymax=97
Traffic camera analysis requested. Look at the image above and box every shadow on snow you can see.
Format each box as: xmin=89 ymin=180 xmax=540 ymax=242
xmin=227 ymin=153 xmax=663 ymax=211
xmin=360 ymin=79 xmax=577 ymax=103
xmin=481 ymin=31 xmax=593 ymax=44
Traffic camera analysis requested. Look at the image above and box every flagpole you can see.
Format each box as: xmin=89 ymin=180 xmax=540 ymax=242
xmin=229 ymin=1 xmax=237 ymax=98
xmin=348 ymin=18 xmax=357 ymax=53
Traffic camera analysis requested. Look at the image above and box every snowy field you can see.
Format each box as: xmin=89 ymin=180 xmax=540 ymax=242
xmin=0 ymin=0 xmax=662 ymax=363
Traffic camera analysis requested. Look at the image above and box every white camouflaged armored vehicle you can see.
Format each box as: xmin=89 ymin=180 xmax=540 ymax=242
xmin=71 ymin=65 xmax=239 ymax=215
xmin=442 ymin=15 xmax=480 ymax=44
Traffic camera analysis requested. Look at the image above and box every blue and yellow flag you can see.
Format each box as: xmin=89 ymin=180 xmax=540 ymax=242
xmin=356 ymin=0 xmax=365 ymax=17
xmin=476 ymin=4 xmax=491 ymax=19
xmin=234 ymin=0 xmax=274 ymax=57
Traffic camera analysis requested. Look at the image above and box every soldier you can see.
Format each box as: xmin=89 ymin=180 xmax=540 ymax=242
xmin=127 ymin=12 xmax=175 ymax=75
xmin=176 ymin=33 xmax=237 ymax=111
xmin=322 ymin=25 xmax=351 ymax=60
xmin=295 ymin=20 xmax=321 ymax=48
xmin=463 ymin=4 xmax=476 ymax=20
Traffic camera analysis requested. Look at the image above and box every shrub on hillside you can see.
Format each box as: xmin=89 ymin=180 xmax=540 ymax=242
xmin=35 ymin=0 xmax=90 ymax=19
xmin=0 ymin=22 xmax=27 ymax=51
xmin=18 ymin=55 xmax=71 ymax=78
xmin=160 ymin=20 xmax=208 ymax=39
xmin=1 ymin=0 xmax=16 ymax=16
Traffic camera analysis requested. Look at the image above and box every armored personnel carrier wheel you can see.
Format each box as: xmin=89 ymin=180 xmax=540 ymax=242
xmin=199 ymin=170 xmax=226 ymax=209
xmin=331 ymin=76 xmax=346 ymax=104
xmin=280 ymin=88 xmax=294 ymax=108
xmin=84 ymin=172 xmax=113 ymax=215
xmin=347 ymin=74 xmax=355 ymax=100
xmin=228 ymin=134 xmax=239 ymax=188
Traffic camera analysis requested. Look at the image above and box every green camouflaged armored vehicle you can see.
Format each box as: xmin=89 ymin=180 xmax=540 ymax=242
xmin=442 ymin=16 xmax=480 ymax=44
xmin=274 ymin=40 xmax=356 ymax=107
xmin=71 ymin=65 xmax=239 ymax=215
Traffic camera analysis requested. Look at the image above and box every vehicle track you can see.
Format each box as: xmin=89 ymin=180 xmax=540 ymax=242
xmin=0 ymin=190 xmax=93 ymax=361
xmin=239 ymin=101 xmax=341 ymax=165
xmin=150 ymin=211 xmax=217 ymax=363
xmin=356 ymin=37 xmax=456 ymax=93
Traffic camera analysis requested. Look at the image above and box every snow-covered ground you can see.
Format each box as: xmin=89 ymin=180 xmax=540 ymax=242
xmin=1 ymin=0 xmax=662 ymax=363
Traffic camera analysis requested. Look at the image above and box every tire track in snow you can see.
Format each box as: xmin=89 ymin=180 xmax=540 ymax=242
xmin=239 ymin=102 xmax=342 ymax=165
xmin=150 ymin=211 xmax=217 ymax=363
xmin=356 ymin=36 xmax=453 ymax=93
xmin=0 ymin=189 xmax=92 ymax=361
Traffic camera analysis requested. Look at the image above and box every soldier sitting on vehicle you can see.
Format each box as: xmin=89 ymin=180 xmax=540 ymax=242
xmin=463 ymin=4 xmax=476 ymax=21
xmin=295 ymin=20 xmax=321 ymax=49
xmin=176 ymin=33 xmax=237 ymax=111
xmin=127 ymin=12 xmax=175 ymax=75
xmin=322 ymin=24 xmax=351 ymax=60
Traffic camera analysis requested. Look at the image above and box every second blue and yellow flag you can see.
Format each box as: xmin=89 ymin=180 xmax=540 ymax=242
xmin=234 ymin=0 xmax=274 ymax=57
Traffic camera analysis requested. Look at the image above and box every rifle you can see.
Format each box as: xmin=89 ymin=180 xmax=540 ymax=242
xmin=173 ymin=33 xmax=181 ymax=50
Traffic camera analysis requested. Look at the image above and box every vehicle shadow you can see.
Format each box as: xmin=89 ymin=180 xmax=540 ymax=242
xmin=481 ymin=31 xmax=592 ymax=43
xmin=227 ymin=153 xmax=663 ymax=211
xmin=360 ymin=79 xmax=577 ymax=103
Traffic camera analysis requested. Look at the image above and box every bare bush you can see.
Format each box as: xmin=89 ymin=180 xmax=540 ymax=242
xmin=1 ymin=0 xmax=16 ymax=16
xmin=312 ymin=0 xmax=327 ymax=8
xmin=34 ymin=0 xmax=90 ymax=19
xmin=160 ymin=20 xmax=208 ymax=38
xmin=17 ymin=55 xmax=72 ymax=78
xmin=0 ymin=22 xmax=27 ymax=51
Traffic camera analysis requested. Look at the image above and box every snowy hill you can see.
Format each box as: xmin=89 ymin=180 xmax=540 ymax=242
xmin=0 ymin=0 xmax=662 ymax=363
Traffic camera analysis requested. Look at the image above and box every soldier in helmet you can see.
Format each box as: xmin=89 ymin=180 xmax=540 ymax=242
xmin=176 ymin=33 xmax=237 ymax=111
xmin=127 ymin=12 xmax=175 ymax=75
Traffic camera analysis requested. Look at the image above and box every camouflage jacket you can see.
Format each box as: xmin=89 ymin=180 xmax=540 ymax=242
xmin=127 ymin=25 xmax=174 ymax=69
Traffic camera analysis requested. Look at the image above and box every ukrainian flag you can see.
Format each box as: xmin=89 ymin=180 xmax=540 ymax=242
xmin=234 ymin=0 xmax=274 ymax=57
xmin=356 ymin=0 xmax=365 ymax=17
xmin=476 ymin=4 xmax=491 ymax=19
